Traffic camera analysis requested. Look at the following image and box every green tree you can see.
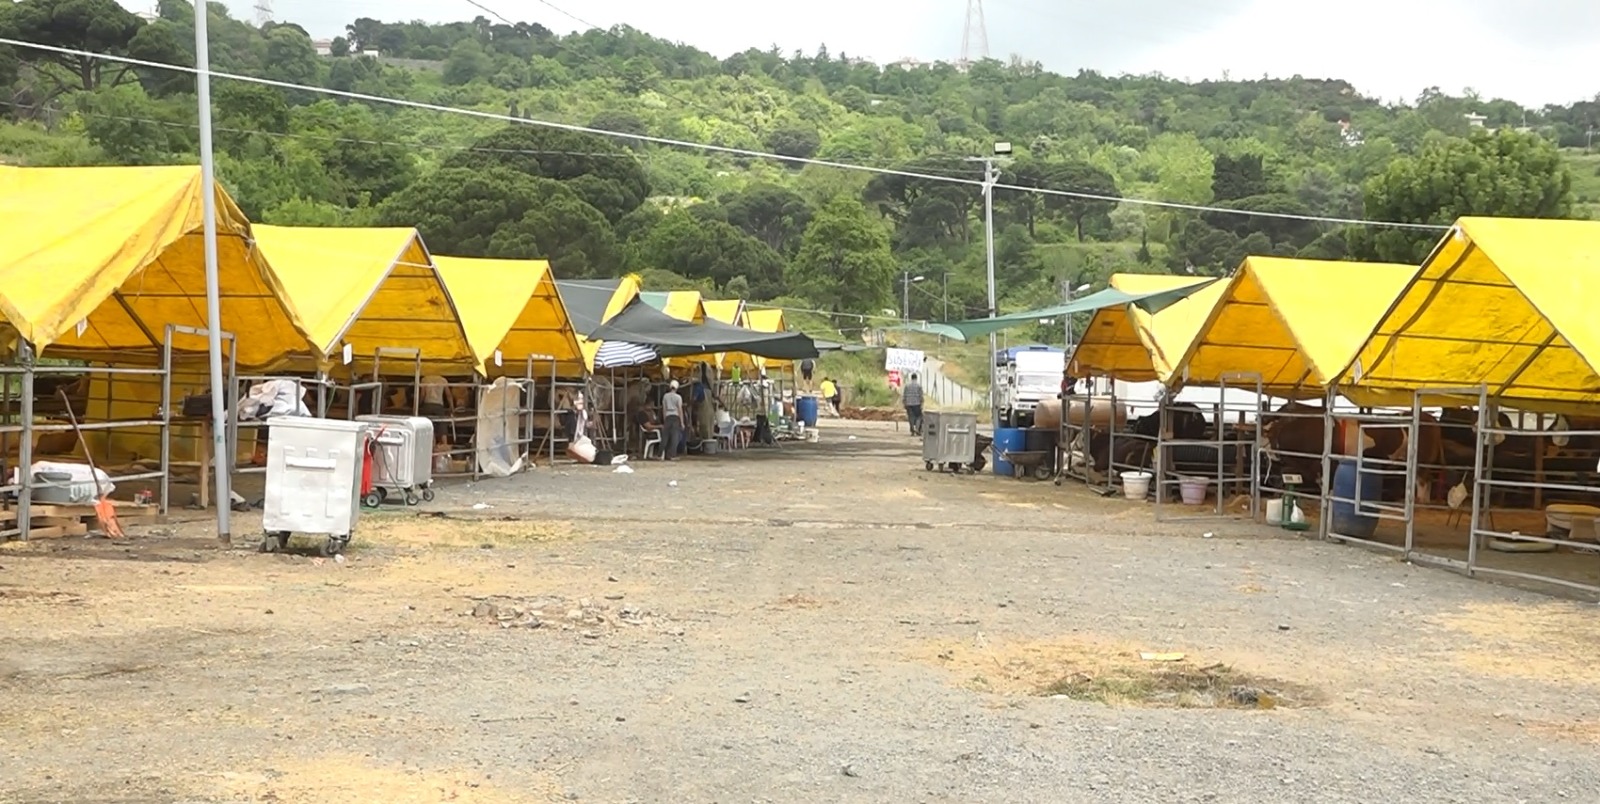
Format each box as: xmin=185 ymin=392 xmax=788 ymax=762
xmin=787 ymin=197 xmax=895 ymax=313
xmin=442 ymin=39 xmax=492 ymax=86
xmin=262 ymin=26 xmax=321 ymax=88
xmin=716 ymin=183 xmax=813 ymax=255
xmin=376 ymin=167 xmax=545 ymax=255
xmin=444 ymin=126 xmax=650 ymax=222
xmin=1 ymin=0 xmax=147 ymax=95
xmin=1350 ymin=130 xmax=1574 ymax=263
xmin=629 ymin=210 xmax=786 ymax=298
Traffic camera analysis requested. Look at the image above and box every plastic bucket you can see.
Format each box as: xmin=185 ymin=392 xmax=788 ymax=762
xmin=795 ymin=395 xmax=820 ymax=427
xmin=1179 ymin=477 xmax=1208 ymax=505
xmin=992 ymin=427 xmax=1026 ymax=476
xmin=1120 ymin=471 xmax=1152 ymax=500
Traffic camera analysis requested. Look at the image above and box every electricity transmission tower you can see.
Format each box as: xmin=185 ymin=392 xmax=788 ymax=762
xmin=958 ymin=0 xmax=989 ymax=70
xmin=253 ymin=0 xmax=273 ymax=27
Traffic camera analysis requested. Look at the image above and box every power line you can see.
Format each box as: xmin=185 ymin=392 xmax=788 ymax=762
xmin=0 ymin=36 xmax=1451 ymax=231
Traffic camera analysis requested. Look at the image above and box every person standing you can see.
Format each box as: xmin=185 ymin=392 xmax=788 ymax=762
xmin=819 ymin=377 xmax=838 ymax=416
xmin=661 ymin=380 xmax=684 ymax=460
xmin=902 ymin=373 xmax=925 ymax=435
xmin=799 ymin=358 xmax=815 ymax=390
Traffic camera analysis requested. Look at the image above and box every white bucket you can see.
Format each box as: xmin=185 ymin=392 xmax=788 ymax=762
xmin=1120 ymin=471 xmax=1153 ymax=500
xmin=1179 ymin=477 xmax=1209 ymax=505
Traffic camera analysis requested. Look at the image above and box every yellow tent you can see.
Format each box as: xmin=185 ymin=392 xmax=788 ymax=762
xmin=643 ymin=290 xmax=707 ymax=324
xmin=252 ymin=225 xmax=473 ymax=372
xmin=744 ymin=308 xmax=794 ymax=374
xmin=1069 ymin=273 xmax=1225 ymax=382
xmin=574 ymin=276 xmax=642 ymax=374
xmin=433 ymin=256 xmax=585 ymax=377
xmin=1174 ymin=257 xmax=1418 ymax=396
xmin=1345 ymin=216 xmax=1600 ymax=413
xmin=0 ymin=165 xmax=313 ymax=367
xmin=702 ymin=299 xmax=756 ymax=373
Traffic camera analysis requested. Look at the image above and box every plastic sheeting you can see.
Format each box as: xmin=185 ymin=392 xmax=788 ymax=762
xmin=556 ymin=277 xmax=644 ymax=373
xmin=433 ymin=255 xmax=585 ymax=377
xmin=589 ymin=302 xmax=818 ymax=361
xmin=0 ymin=165 xmax=313 ymax=367
xmin=1348 ymin=217 xmax=1600 ymax=413
xmin=743 ymin=308 xmax=795 ymax=373
xmin=252 ymin=225 xmax=473 ymax=370
xmin=1175 ymin=257 xmax=1417 ymax=396
xmin=1070 ymin=274 xmax=1225 ymax=382
xmin=475 ymin=376 xmax=524 ymax=477
xmin=640 ymin=291 xmax=707 ymax=323
xmin=702 ymin=299 xmax=756 ymax=374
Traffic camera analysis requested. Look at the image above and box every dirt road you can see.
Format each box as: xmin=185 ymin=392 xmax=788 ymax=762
xmin=3 ymin=421 xmax=1599 ymax=802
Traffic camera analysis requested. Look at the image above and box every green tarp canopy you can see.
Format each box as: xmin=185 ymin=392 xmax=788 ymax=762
xmin=895 ymin=280 xmax=1219 ymax=342
xmin=586 ymin=299 xmax=820 ymax=360
xmin=555 ymin=278 xmax=628 ymax=335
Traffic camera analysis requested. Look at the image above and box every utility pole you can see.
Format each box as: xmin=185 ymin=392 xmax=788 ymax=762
xmin=195 ymin=0 xmax=231 ymax=543
xmin=902 ymin=271 xmax=925 ymax=323
xmin=967 ymin=142 xmax=1011 ymax=424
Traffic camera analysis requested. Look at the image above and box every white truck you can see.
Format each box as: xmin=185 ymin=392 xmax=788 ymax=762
xmin=995 ymin=347 xmax=1066 ymax=428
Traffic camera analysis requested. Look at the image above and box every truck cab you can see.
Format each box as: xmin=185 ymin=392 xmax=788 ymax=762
xmin=994 ymin=345 xmax=1066 ymax=428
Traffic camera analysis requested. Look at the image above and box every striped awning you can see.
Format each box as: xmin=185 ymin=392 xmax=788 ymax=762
xmin=594 ymin=341 xmax=658 ymax=368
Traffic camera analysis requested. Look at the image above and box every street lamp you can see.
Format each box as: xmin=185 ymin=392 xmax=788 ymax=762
xmin=966 ymin=141 xmax=1013 ymax=423
xmin=1063 ymin=280 xmax=1091 ymax=350
xmin=902 ymin=272 xmax=925 ymax=321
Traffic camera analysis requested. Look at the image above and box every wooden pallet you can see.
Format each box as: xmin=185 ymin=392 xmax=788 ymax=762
xmin=0 ymin=501 xmax=167 ymax=540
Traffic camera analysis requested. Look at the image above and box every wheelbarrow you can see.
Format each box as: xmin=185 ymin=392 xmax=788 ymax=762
xmin=1000 ymin=449 xmax=1056 ymax=481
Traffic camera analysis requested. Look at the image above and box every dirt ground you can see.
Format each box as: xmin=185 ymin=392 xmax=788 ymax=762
xmin=4 ymin=420 xmax=1600 ymax=802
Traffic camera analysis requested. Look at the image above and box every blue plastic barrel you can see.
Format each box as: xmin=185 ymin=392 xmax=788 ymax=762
xmin=795 ymin=395 xmax=820 ymax=427
xmin=992 ymin=427 xmax=1026 ymax=477
xmin=1330 ymin=458 xmax=1382 ymax=538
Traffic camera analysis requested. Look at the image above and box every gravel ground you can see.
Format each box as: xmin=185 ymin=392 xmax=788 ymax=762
xmin=3 ymin=420 xmax=1600 ymax=803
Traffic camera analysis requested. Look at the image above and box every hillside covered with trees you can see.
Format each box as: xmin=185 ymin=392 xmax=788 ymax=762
xmin=2 ymin=0 xmax=1597 ymax=330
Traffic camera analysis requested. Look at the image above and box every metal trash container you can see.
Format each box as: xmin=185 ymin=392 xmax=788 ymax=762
xmin=355 ymin=414 xmax=436 ymax=505
xmin=261 ymin=417 xmax=370 ymax=555
xmin=922 ymin=411 xmax=979 ymax=473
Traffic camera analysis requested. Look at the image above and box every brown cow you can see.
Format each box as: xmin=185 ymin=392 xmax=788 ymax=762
xmin=1261 ymin=400 xmax=1444 ymax=503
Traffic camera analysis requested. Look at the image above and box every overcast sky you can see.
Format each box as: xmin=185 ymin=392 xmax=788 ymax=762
xmin=221 ymin=0 xmax=1597 ymax=106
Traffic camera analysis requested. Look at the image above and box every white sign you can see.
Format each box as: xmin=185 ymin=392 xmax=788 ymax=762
xmin=885 ymin=347 xmax=924 ymax=372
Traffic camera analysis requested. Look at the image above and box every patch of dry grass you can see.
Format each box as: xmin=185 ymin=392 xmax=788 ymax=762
xmin=919 ymin=635 xmax=1315 ymax=710
xmin=1432 ymin=601 xmax=1600 ymax=685
xmin=362 ymin=514 xmax=579 ymax=549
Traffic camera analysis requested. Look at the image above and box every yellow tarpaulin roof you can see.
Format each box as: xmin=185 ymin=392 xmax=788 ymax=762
xmin=577 ymin=276 xmax=642 ymax=374
xmin=253 ymin=225 xmax=474 ymax=371
xmin=433 ymin=256 xmax=585 ymax=377
xmin=1069 ymin=273 xmax=1221 ymax=382
xmin=701 ymin=299 xmax=754 ymax=373
xmin=1175 ymin=257 xmax=1418 ymax=397
xmin=702 ymin=299 xmax=745 ymax=326
xmin=1345 ymin=216 xmax=1600 ymax=413
xmin=0 ymin=165 xmax=314 ymax=368
xmin=655 ymin=291 xmax=706 ymax=323
xmin=745 ymin=308 xmax=793 ymax=372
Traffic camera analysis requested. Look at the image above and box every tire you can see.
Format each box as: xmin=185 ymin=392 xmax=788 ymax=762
xmin=1033 ymin=465 xmax=1054 ymax=481
xmin=421 ymin=487 xmax=435 ymax=503
xmin=925 ymin=461 xmax=933 ymax=471
xmin=259 ymin=534 xmax=279 ymax=553
xmin=361 ymin=491 xmax=383 ymax=508
xmin=321 ymin=537 xmax=346 ymax=557
xmin=404 ymin=491 xmax=421 ymax=506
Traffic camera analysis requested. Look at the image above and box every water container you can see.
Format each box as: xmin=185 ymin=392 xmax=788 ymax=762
xmin=992 ymin=427 xmax=1026 ymax=476
xmin=1331 ymin=458 xmax=1381 ymax=538
xmin=795 ymin=395 xmax=820 ymax=427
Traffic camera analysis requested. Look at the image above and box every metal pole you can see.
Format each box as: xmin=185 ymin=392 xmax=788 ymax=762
xmin=983 ymin=158 xmax=999 ymax=423
xmin=1062 ymin=278 xmax=1073 ymax=351
xmin=902 ymin=271 xmax=910 ymax=321
xmin=194 ymin=4 xmax=230 ymax=544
